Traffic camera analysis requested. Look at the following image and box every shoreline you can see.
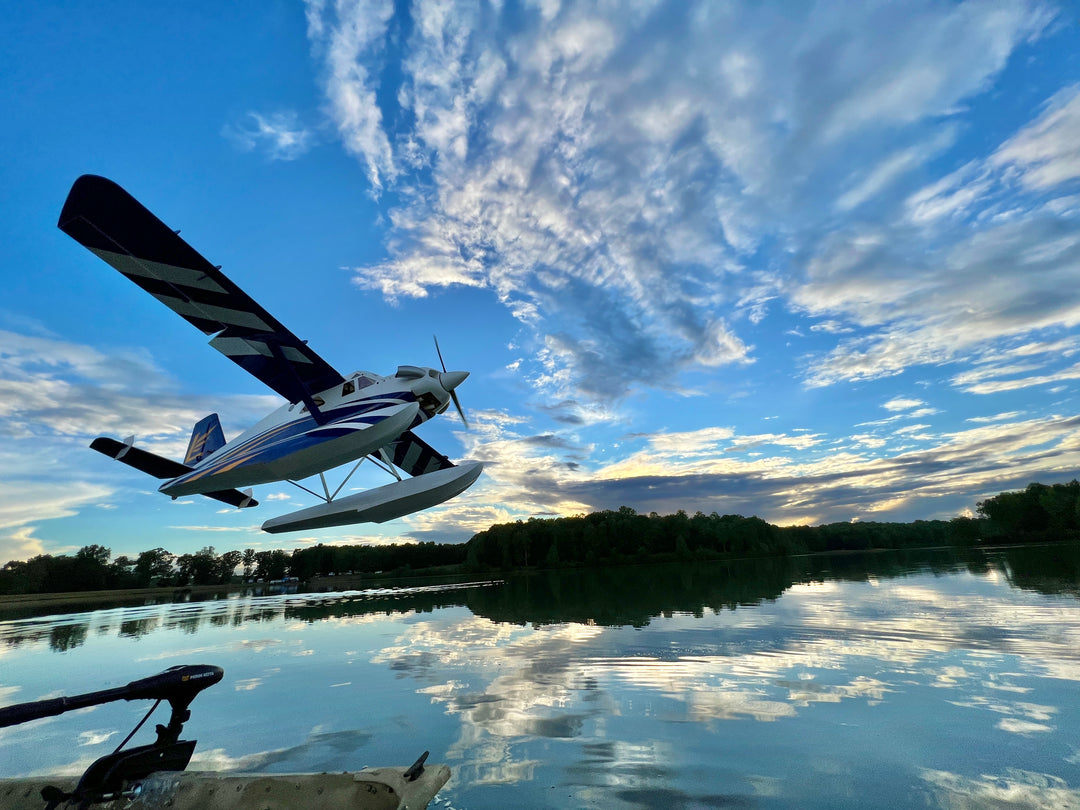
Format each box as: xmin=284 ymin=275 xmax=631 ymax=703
xmin=0 ymin=567 xmax=486 ymax=616
xmin=0 ymin=540 xmax=1064 ymax=617
xmin=0 ymin=582 xmax=249 ymax=613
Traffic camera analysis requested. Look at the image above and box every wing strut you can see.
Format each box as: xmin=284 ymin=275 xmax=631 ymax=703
xmin=265 ymin=339 xmax=329 ymax=424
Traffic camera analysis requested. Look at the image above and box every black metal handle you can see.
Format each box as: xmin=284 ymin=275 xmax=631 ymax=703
xmin=0 ymin=665 xmax=223 ymax=728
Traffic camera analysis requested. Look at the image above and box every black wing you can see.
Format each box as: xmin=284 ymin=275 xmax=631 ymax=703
xmin=58 ymin=175 xmax=345 ymax=403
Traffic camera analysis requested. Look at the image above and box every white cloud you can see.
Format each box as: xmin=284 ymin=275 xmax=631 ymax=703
xmin=904 ymin=161 xmax=994 ymax=224
xmin=837 ymin=128 xmax=956 ymax=212
xmin=957 ymin=362 xmax=1080 ymax=395
xmin=307 ymin=1 xmax=1057 ymax=406
xmin=992 ymin=84 xmax=1080 ymax=190
xmin=882 ymin=397 xmax=925 ymax=412
xmin=0 ymin=328 xmax=283 ymax=560
xmin=305 ymin=0 xmax=396 ymax=189
xmin=966 ymin=411 xmax=1024 ymax=424
xmin=0 ymin=483 xmax=112 ymax=531
xmin=797 ymin=212 xmax=1080 ymax=389
xmin=168 ymin=525 xmax=262 ymax=533
xmin=453 ymin=405 xmax=1080 ymax=527
xmin=223 ymin=111 xmax=314 ymax=161
xmin=0 ymin=526 xmax=48 ymax=565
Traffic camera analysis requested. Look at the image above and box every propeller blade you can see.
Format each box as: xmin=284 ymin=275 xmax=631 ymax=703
xmin=434 ymin=335 xmax=471 ymax=428
xmin=434 ymin=334 xmax=447 ymax=373
xmin=451 ymin=390 xmax=469 ymax=429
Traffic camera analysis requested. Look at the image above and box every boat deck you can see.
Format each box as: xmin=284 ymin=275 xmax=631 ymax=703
xmin=0 ymin=765 xmax=450 ymax=810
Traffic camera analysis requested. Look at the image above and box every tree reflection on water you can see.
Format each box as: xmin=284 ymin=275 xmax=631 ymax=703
xmin=2 ymin=544 xmax=1077 ymax=653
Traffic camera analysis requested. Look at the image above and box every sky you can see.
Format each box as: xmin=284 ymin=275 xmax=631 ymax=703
xmin=2 ymin=0 xmax=1080 ymax=565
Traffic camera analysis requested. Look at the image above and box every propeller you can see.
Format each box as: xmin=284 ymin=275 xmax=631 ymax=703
xmin=434 ymin=335 xmax=470 ymax=428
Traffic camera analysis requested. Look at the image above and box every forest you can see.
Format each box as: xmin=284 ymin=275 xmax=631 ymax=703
xmin=1 ymin=480 xmax=1076 ymax=596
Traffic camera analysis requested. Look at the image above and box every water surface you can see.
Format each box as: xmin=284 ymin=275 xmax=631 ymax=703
xmin=2 ymin=546 xmax=1079 ymax=808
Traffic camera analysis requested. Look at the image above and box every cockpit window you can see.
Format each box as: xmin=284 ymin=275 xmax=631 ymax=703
xmin=354 ymin=374 xmax=376 ymax=389
xmin=342 ymin=381 xmax=355 ymax=396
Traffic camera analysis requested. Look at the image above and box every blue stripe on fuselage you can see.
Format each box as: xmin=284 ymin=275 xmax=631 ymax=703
xmin=174 ymin=392 xmax=415 ymax=484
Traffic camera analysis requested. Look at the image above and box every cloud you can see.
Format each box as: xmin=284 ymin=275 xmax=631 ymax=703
xmin=456 ymin=408 xmax=1080 ymax=526
xmin=304 ymin=0 xmax=1056 ymax=407
xmin=223 ymin=111 xmax=315 ymax=161
xmin=955 ymin=361 xmax=1080 ymax=395
xmin=0 ymin=328 xmax=282 ymax=561
xmin=795 ymin=210 xmax=1080 ymax=389
xmin=793 ymin=80 xmax=1080 ymax=394
xmin=0 ymin=526 xmax=48 ymax=565
xmin=0 ymin=482 xmax=115 ymax=534
xmin=882 ymin=397 xmax=925 ymax=412
xmin=304 ymin=0 xmax=396 ymax=189
xmin=836 ymin=127 xmax=957 ymax=212
xmin=992 ymin=84 xmax=1080 ymax=190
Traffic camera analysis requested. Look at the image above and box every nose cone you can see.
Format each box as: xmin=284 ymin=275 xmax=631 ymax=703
xmin=440 ymin=370 xmax=469 ymax=392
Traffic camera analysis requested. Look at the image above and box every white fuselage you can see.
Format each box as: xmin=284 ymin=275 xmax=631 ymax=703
xmin=159 ymin=368 xmax=456 ymax=496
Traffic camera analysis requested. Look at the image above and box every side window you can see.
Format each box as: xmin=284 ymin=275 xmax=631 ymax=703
xmin=342 ymin=381 xmax=355 ymax=396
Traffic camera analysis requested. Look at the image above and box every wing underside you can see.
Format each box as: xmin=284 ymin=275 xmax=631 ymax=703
xmin=382 ymin=431 xmax=457 ymax=477
xmin=58 ymin=175 xmax=344 ymax=403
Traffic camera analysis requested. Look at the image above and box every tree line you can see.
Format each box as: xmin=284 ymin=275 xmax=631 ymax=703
xmin=976 ymin=480 xmax=1080 ymax=540
xmin=461 ymin=480 xmax=1080 ymax=571
xmin=0 ymin=541 xmax=467 ymax=596
xmin=463 ymin=507 xmax=968 ymax=570
xmin=1 ymin=480 xmax=1076 ymax=596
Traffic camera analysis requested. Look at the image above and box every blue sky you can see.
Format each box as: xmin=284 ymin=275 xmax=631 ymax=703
xmin=3 ymin=0 xmax=1080 ymax=564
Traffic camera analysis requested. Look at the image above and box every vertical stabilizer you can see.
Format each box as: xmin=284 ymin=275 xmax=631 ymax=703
xmin=185 ymin=414 xmax=226 ymax=465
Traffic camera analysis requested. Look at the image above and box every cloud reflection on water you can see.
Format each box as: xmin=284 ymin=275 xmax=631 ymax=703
xmin=920 ymin=768 xmax=1078 ymax=810
xmin=1 ymin=549 xmax=1079 ymax=806
xmin=360 ymin=555 xmax=1080 ymax=805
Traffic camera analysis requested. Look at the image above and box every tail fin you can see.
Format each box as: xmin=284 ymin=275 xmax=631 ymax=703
xmin=185 ymin=414 xmax=226 ymax=465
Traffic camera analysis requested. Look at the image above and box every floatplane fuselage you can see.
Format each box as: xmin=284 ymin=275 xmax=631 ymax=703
xmin=161 ymin=366 xmax=463 ymax=497
xmin=61 ymin=174 xmax=483 ymax=533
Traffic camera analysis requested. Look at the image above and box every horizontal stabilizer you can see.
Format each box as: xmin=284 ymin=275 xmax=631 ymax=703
xmin=91 ymin=437 xmax=189 ymax=479
xmin=203 ymin=488 xmax=257 ymax=509
xmin=90 ymin=437 xmax=258 ymax=508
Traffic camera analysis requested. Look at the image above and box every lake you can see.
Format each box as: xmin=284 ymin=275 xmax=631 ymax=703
xmin=2 ymin=545 xmax=1079 ymax=808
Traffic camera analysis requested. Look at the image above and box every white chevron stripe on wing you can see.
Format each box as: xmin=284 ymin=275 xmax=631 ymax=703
xmin=89 ymin=249 xmax=229 ymax=293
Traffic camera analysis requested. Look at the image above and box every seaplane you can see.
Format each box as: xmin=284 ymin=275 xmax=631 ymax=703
xmin=58 ymin=175 xmax=483 ymax=534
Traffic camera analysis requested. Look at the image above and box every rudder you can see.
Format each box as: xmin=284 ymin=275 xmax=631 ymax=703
xmin=185 ymin=414 xmax=226 ymax=465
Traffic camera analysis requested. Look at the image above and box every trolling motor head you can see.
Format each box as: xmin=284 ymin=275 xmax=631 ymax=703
xmin=0 ymin=665 xmax=223 ymax=808
xmin=126 ymin=664 xmax=224 ymax=749
xmin=125 ymin=664 xmax=223 ymax=719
